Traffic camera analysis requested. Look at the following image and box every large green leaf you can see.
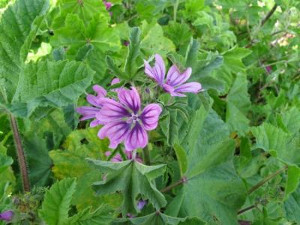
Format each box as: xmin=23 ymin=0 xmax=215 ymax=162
xmin=39 ymin=178 xmax=77 ymax=225
xmin=226 ymin=73 xmax=251 ymax=135
xmin=11 ymin=60 xmax=94 ymax=117
xmin=169 ymin=109 xmax=246 ymax=225
xmin=49 ymin=128 xmax=118 ymax=211
xmin=51 ymin=13 xmax=120 ymax=81
xmin=251 ymin=123 xmax=300 ymax=166
xmin=284 ymin=185 xmax=300 ymax=224
xmin=0 ymin=0 xmax=50 ymax=102
xmin=88 ymin=159 xmax=167 ymax=215
xmin=39 ymin=178 xmax=113 ymax=225
xmin=130 ymin=212 xmax=186 ymax=225
xmin=55 ymin=0 xmax=109 ymax=26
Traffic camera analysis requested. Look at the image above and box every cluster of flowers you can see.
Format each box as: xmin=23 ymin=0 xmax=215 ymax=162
xmin=77 ymin=54 xmax=202 ymax=155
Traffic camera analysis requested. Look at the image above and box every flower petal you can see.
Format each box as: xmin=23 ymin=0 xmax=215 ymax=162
xmin=174 ymin=82 xmax=202 ymax=95
xmin=125 ymin=123 xmax=148 ymax=151
xmin=86 ymin=94 xmax=103 ymax=107
xmin=118 ymin=87 xmax=141 ymax=114
xmin=76 ymin=106 xmax=99 ymax=120
xmin=111 ymin=78 xmax=120 ymax=85
xmin=144 ymin=54 xmax=166 ymax=86
xmin=93 ymin=85 xmax=107 ymax=98
xmin=140 ymin=104 xmax=162 ymax=130
xmin=96 ymin=98 xmax=130 ymax=124
xmin=98 ymin=121 xmax=130 ymax=149
xmin=166 ymin=66 xmax=192 ymax=87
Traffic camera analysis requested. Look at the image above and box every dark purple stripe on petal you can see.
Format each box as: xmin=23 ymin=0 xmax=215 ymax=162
xmin=125 ymin=123 xmax=148 ymax=151
xmin=140 ymin=104 xmax=162 ymax=131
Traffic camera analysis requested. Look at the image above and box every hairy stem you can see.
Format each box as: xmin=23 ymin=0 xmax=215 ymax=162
xmin=261 ymin=4 xmax=278 ymax=27
xmin=160 ymin=177 xmax=187 ymax=193
xmin=9 ymin=114 xmax=30 ymax=192
xmin=142 ymin=146 xmax=151 ymax=165
xmin=237 ymin=204 xmax=257 ymax=215
xmin=248 ymin=166 xmax=287 ymax=194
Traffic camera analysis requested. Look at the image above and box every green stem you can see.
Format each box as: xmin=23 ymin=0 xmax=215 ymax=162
xmin=160 ymin=176 xmax=187 ymax=193
xmin=9 ymin=114 xmax=30 ymax=192
xmin=260 ymin=4 xmax=278 ymax=27
xmin=173 ymin=0 xmax=179 ymax=22
xmin=142 ymin=146 xmax=151 ymax=165
xmin=248 ymin=166 xmax=287 ymax=194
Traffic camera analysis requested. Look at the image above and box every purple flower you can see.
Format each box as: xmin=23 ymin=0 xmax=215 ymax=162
xmin=96 ymin=87 xmax=162 ymax=151
xmin=103 ymin=0 xmax=112 ymax=10
xmin=144 ymin=54 xmax=202 ymax=97
xmin=137 ymin=200 xmax=147 ymax=210
xmin=266 ymin=66 xmax=272 ymax=73
xmin=76 ymin=85 xmax=107 ymax=127
xmin=0 ymin=210 xmax=13 ymax=221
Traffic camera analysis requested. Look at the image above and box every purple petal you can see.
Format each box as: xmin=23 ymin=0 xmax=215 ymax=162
xmin=90 ymin=119 xmax=101 ymax=127
xmin=96 ymin=98 xmax=130 ymax=124
xmin=125 ymin=123 xmax=148 ymax=151
xmin=166 ymin=66 xmax=192 ymax=87
xmin=144 ymin=54 xmax=166 ymax=86
xmin=140 ymin=104 xmax=162 ymax=130
xmin=174 ymin=82 xmax=202 ymax=96
xmin=111 ymin=78 xmax=120 ymax=85
xmin=137 ymin=200 xmax=147 ymax=210
xmin=76 ymin=106 xmax=99 ymax=120
xmin=86 ymin=95 xmax=103 ymax=107
xmin=0 ymin=210 xmax=13 ymax=221
xmin=98 ymin=121 xmax=130 ymax=149
xmin=118 ymin=87 xmax=141 ymax=114
xmin=111 ymin=153 xmax=123 ymax=162
xmin=93 ymin=85 xmax=107 ymax=98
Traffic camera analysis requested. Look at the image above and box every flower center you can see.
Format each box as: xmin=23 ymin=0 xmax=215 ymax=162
xmin=127 ymin=113 xmax=140 ymax=124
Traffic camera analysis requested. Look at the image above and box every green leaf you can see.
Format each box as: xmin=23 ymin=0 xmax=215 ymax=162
xmin=125 ymin=27 xmax=141 ymax=79
xmin=172 ymin=110 xmax=246 ymax=225
xmin=49 ymin=128 xmax=121 ymax=211
xmin=284 ymin=185 xmax=300 ymax=224
xmin=160 ymin=109 xmax=179 ymax=146
xmin=106 ymin=56 xmax=128 ymax=80
xmin=23 ymin=134 xmax=52 ymax=187
xmin=173 ymin=143 xmax=188 ymax=176
xmin=0 ymin=0 xmax=50 ymax=102
xmin=39 ymin=178 xmax=77 ymax=225
xmin=285 ymin=166 xmax=300 ymax=198
xmin=55 ymin=0 xmax=109 ymax=26
xmin=68 ymin=205 xmax=114 ymax=225
xmin=226 ymin=73 xmax=251 ymax=135
xmin=140 ymin=21 xmax=175 ymax=56
xmin=88 ymin=159 xmax=167 ymax=214
xmin=130 ymin=211 xmax=186 ymax=225
xmin=11 ymin=60 xmax=94 ymax=117
xmin=251 ymin=123 xmax=300 ymax=165
xmin=51 ymin=13 xmax=121 ymax=81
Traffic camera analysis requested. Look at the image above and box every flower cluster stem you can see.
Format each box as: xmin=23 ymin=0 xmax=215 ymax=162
xmin=9 ymin=114 xmax=30 ymax=192
xmin=248 ymin=166 xmax=287 ymax=194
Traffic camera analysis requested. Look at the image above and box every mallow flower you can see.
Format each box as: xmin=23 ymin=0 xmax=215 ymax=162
xmin=144 ymin=54 xmax=202 ymax=97
xmin=96 ymin=87 xmax=162 ymax=151
xmin=0 ymin=210 xmax=13 ymax=221
xmin=76 ymin=85 xmax=107 ymax=127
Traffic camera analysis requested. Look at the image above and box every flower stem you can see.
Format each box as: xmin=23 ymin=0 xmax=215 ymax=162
xmin=237 ymin=204 xmax=257 ymax=215
xmin=160 ymin=177 xmax=187 ymax=193
xmin=9 ymin=114 xmax=30 ymax=192
xmin=142 ymin=146 xmax=151 ymax=165
xmin=260 ymin=4 xmax=278 ymax=27
xmin=173 ymin=0 xmax=179 ymax=22
xmin=248 ymin=166 xmax=287 ymax=194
